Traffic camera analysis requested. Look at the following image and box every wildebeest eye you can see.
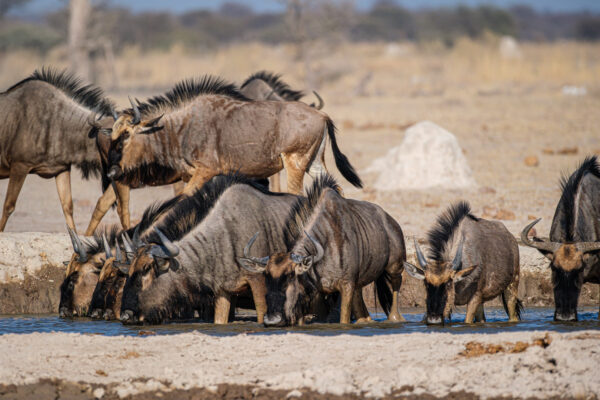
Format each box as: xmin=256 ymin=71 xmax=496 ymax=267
xmin=302 ymin=257 xmax=312 ymax=267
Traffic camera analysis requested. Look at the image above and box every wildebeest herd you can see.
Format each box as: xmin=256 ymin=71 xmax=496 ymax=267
xmin=1 ymin=68 xmax=599 ymax=326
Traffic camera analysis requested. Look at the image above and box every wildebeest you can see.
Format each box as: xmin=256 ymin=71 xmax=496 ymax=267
xmin=404 ymin=202 xmax=521 ymax=325
xmin=0 ymin=68 xmax=116 ymax=232
xmin=238 ymin=174 xmax=406 ymax=327
xmin=59 ymin=196 xmax=180 ymax=317
xmin=521 ymin=156 xmax=600 ymax=321
xmin=119 ymin=174 xmax=302 ymax=325
xmin=105 ymin=75 xmax=362 ymax=199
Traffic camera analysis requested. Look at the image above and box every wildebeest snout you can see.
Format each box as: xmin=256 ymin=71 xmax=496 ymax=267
xmin=89 ymin=309 xmax=103 ymax=319
xmin=59 ymin=306 xmax=72 ymax=318
xmin=264 ymin=312 xmax=285 ymax=327
xmin=554 ymin=312 xmax=577 ymax=322
xmin=426 ymin=315 xmax=444 ymax=325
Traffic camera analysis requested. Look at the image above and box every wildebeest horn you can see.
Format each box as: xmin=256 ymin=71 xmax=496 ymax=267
xmin=243 ymin=232 xmax=269 ymax=266
xmin=102 ymin=233 xmax=112 ymax=259
xmin=111 ymin=108 xmax=118 ymax=121
xmin=132 ymin=226 xmax=142 ymax=248
xmin=520 ymin=218 xmax=561 ymax=253
xmin=310 ymin=91 xmax=324 ymax=110
xmin=114 ymin=239 xmax=124 ymax=263
xmin=121 ymin=233 xmax=134 ymax=253
xmin=67 ymin=226 xmax=88 ymax=262
xmin=575 ymin=242 xmax=600 ymax=254
xmin=154 ymin=228 xmax=179 ymax=258
xmin=305 ymin=231 xmax=324 ymax=263
xmin=87 ymin=113 xmax=102 ymax=129
xmin=451 ymin=238 xmax=464 ymax=271
xmin=129 ymin=96 xmax=141 ymax=125
xmin=414 ymin=238 xmax=428 ymax=269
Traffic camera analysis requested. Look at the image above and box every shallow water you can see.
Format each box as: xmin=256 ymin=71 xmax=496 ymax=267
xmin=0 ymin=307 xmax=598 ymax=337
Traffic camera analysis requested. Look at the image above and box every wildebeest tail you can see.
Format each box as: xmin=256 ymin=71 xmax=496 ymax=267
xmin=325 ymin=118 xmax=363 ymax=188
xmin=375 ymin=271 xmax=393 ymax=316
xmin=501 ymin=292 xmax=523 ymax=320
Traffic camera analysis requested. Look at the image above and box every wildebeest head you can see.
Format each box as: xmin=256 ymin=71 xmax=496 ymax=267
xmin=107 ymin=98 xmax=164 ymax=180
xmin=521 ymin=218 xmax=600 ymax=321
xmin=59 ymin=228 xmax=104 ymax=318
xmin=120 ymin=228 xmax=186 ymax=325
xmin=89 ymin=235 xmax=131 ymax=320
xmin=237 ymin=231 xmax=323 ymax=327
xmin=404 ymin=238 xmax=477 ymax=325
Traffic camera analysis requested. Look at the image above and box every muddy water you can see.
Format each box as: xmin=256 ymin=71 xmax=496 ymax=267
xmin=0 ymin=307 xmax=598 ymax=337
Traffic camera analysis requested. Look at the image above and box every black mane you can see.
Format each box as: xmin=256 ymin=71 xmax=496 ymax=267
xmin=241 ymin=70 xmax=304 ymax=101
xmin=557 ymin=156 xmax=600 ymax=241
xmin=135 ymin=75 xmax=250 ymax=115
xmin=283 ymin=174 xmax=342 ymax=249
xmin=144 ymin=174 xmax=275 ymax=244
xmin=427 ymin=201 xmax=477 ymax=262
xmin=5 ymin=67 xmax=114 ymax=116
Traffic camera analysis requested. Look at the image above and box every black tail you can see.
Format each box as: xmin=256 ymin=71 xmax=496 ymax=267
xmin=375 ymin=272 xmax=393 ymax=316
xmin=501 ymin=292 xmax=523 ymax=320
xmin=325 ymin=118 xmax=363 ymax=188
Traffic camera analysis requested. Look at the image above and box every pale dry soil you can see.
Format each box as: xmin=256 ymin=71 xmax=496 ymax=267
xmin=0 ymin=330 xmax=599 ymax=399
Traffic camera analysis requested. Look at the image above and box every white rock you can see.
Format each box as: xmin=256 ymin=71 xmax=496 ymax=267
xmin=92 ymin=387 xmax=105 ymax=399
xmin=499 ymin=36 xmax=521 ymax=59
xmin=366 ymin=121 xmax=476 ymax=191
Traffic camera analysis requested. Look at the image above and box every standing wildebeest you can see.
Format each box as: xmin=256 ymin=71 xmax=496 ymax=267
xmin=521 ymin=156 xmax=600 ymax=321
xmin=105 ymin=75 xmax=362 ymax=199
xmin=85 ymin=72 xmax=318 ymax=233
xmin=238 ymin=174 xmax=406 ymax=327
xmin=119 ymin=174 xmax=301 ymax=325
xmin=0 ymin=68 xmax=117 ymax=232
xmin=59 ymin=196 xmax=180 ymax=317
xmin=404 ymin=202 xmax=521 ymax=325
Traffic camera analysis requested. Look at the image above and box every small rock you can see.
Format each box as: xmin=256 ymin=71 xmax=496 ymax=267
xmin=542 ymin=148 xmax=554 ymax=155
xmin=495 ymin=209 xmax=516 ymax=220
xmin=528 ymin=215 xmax=537 ymax=220
xmin=286 ymin=389 xmax=303 ymax=398
xmin=524 ymin=156 xmax=539 ymax=167
xmin=93 ymin=388 xmax=105 ymax=399
xmin=556 ymin=147 xmax=578 ymax=155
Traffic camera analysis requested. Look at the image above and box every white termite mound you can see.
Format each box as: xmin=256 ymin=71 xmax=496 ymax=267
xmin=366 ymin=121 xmax=476 ymax=191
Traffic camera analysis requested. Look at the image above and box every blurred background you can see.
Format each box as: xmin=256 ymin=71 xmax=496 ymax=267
xmin=0 ymin=0 xmax=599 ymax=235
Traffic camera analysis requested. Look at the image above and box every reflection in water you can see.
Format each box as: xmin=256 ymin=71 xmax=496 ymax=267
xmin=0 ymin=307 xmax=598 ymax=337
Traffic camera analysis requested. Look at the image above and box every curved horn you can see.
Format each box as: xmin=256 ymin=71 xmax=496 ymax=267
xmin=154 ymin=228 xmax=179 ymax=258
xmin=132 ymin=226 xmax=142 ymax=249
xmin=520 ymin=218 xmax=560 ymax=253
xmin=115 ymin=239 xmax=123 ymax=263
xmin=87 ymin=112 xmax=101 ymax=129
xmin=102 ymin=233 xmax=112 ymax=259
xmin=451 ymin=238 xmax=464 ymax=271
xmin=111 ymin=108 xmax=118 ymax=121
xmin=243 ymin=232 xmax=269 ymax=266
xmin=575 ymin=241 xmax=600 ymax=254
xmin=310 ymin=91 xmax=324 ymax=110
xmin=414 ymin=238 xmax=428 ymax=269
xmin=121 ymin=233 xmax=134 ymax=254
xmin=67 ymin=227 xmax=88 ymax=262
xmin=304 ymin=231 xmax=324 ymax=263
xmin=128 ymin=96 xmax=141 ymax=125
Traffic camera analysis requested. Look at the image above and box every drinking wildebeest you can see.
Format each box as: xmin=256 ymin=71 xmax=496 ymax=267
xmin=104 ymin=75 xmax=362 ymax=199
xmin=59 ymin=196 xmax=180 ymax=317
xmin=0 ymin=68 xmax=117 ymax=232
xmin=404 ymin=202 xmax=522 ymax=325
xmin=521 ymin=156 xmax=600 ymax=321
xmin=238 ymin=174 xmax=406 ymax=327
xmin=119 ymin=174 xmax=301 ymax=325
xmin=85 ymin=72 xmax=316 ymax=233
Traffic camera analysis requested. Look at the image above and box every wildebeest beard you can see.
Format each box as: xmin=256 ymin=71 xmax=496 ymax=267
xmin=121 ymin=270 xmax=212 ymax=325
xmin=265 ymin=272 xmax=316 ymax=326
xmin=90 ymin=273 xmax=125 ymax=319
xmin=552 ymin=267 xmax=584 ymax=321
xmin=425 ymin=282 xmax=451 ymax=323
xmin=59 ymin=273 xmax=77 ymax=317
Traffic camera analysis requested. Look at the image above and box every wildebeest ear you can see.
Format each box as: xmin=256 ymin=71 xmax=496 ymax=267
xmin=453 ymin=265 xmax=478 ymax=283
xmin=236 ymin=257 xmax=266 ymax=274
xmin=294 ymin=261 xmax=311 ymax=275
xmin=114 ymin=262 xmax=130 ymax=275
xmin=100 ymin=128 xmax=112 ymax=137
xmin=62 ymin=261 xmax=70 ymax=267
xmin=139 ymin=125 xmax=164 ymax=135
xmin=403 ymin=262 xmax=425 ymax=280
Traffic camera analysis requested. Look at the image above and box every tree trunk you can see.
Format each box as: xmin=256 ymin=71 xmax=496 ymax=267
xmin=68 ymin=0 xmax=91 ymax=81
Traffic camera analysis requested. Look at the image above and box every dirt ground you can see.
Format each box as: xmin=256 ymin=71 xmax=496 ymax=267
xmin=0 ymin=330 xmax=598 ymax=399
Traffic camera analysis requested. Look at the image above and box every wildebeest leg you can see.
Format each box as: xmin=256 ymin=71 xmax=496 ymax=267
xmin=228 ymin=296 xmax=237 ymax=321
xmin=114 ymin=182 xmax=131 ymax=230
xmin=172 ymin=181 xmax=185 ymax=195
xmin=183 ymin=170 xmax=216 ymax=195
xmin=214 ymin=292 xmax=232 ymax=324
xmin=474 ymin=304 xmax=486 ymax=322
xmin=55 ymin=170 xmax=76 ymax=231
xmin=0 ymin=164 xmax=29 ymax=232
xmin=352 ymin=290 xmax=372 ymax=323
xmin=340 ymin=281 xmax=355 ymax=324
xmin=282 ymin=155 xmax=306 ymax=195
xmin=248 ymin=277 xmax=267 ymax=324
xmin=307 ymin=133 xmax=328 ymax=179
xmin=387 ymin=272 xmax=406 ymax=322
xmin=85 ymin=186 xmax=117 ymax=235
xmin=269 ymin=172 xmax=281 ymax=192
xmin=464 ymin=294 xmax=483 ymax=323
xmin=503 ymin=276 xmax=521 ymax=322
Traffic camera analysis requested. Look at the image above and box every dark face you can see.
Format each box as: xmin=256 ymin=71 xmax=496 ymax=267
xmin=547 ymin=244 xmax=586 ymax=321
xmin=89 ymin=259 xmax=128 ymax=320
xmin=59 ymin=253 xmax=103 ymax=318
xmin=261 ymin=253 xmax=312 ymax=327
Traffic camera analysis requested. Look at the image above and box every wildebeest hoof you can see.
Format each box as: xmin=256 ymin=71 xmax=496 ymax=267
xmin=58 ymin=307 xmax=72 ymax=318
xmin=103 ymin=309 xmax=115 ymax=321
xmin=120 ymin=310 xmax=136 ymax=324
xmin=354 ymin=316 xmax=372 ymax=324
xmin=554 ymin=313 xmax=577 ymax=322
xmin=426 ymin=316 xmax=444 ymax=325
xmin=89 ymin=309 xmax=102 ymax=319
xmin=386 ymin=313 xmax=405 ymax=323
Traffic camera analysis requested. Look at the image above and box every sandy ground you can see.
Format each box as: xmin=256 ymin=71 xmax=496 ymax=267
xmin=0 ymin=330 xmax=598 ymax=399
